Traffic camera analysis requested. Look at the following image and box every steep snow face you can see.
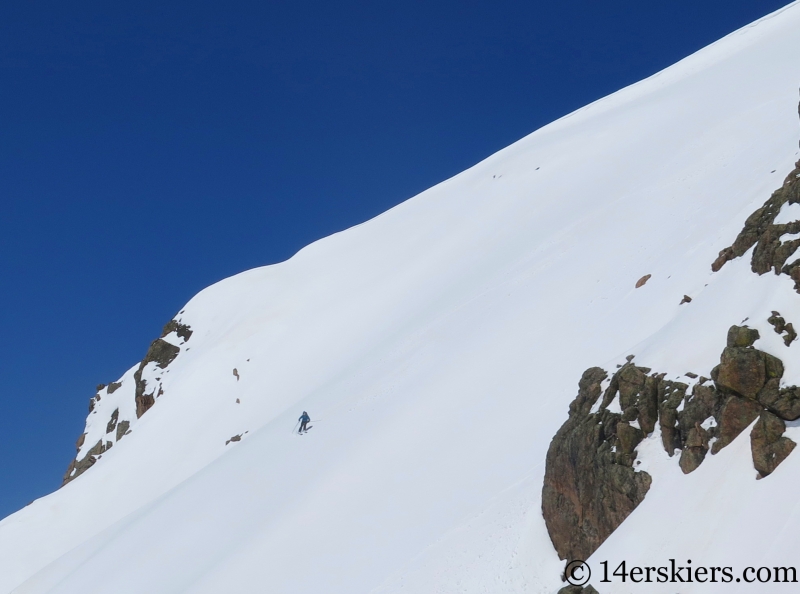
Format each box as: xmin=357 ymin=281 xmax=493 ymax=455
xmin=2 ymin=3 xmax=800 ymax=593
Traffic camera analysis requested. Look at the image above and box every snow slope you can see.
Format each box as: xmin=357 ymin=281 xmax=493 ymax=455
xmin=3 ymin=3 xmax=800 ymax=592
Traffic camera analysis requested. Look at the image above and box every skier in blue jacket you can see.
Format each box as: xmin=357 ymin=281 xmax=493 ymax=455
xmin=298 ymin=411 xmax=311 ymax=433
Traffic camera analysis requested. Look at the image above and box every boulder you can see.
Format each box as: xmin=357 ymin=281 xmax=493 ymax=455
xmin=542 ymin=369 xmax=651 ymax=562
xmin=711 ymin=396 xmax=763 ymax=454
xmin=105 ymin=408 xmax=119 ymax=434
xmin=751 ymin=411 xmax=796 ymax=477
xmin=617 ymin=364 xmax=647 ymax=410
xmin=715 ymin=347 xmax=766 ymax=399
xmin=636 ymin=375 xmax=659 ymax=434
xmin=679 ymin=424 xmax=709 ymax=474
xmin=727 ymin=325 xmax=760 ymax=348
xmin=116 ymin=420 xmax=130 ymax=441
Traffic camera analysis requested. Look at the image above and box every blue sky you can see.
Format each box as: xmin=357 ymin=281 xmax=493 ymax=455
xmin=0 ymin=0 xmax=788 ymax=519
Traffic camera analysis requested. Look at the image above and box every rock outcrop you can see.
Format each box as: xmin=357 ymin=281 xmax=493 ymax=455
xmin=545 ymin=100 xmax=800 ymax=589
xmin=62 ymin=317 xmax=192 ymax=486
xmin=133 ymin=322 xmax=188 ymax=418
xmin=751 ymin=411 xmax=796 ymax=477
xmin=712 ymin=158 xmax=800 ymax=287
xmin=542 ymin=367 xmax=652 ymax=562
xmin=768 ymin=311 xmax=797 ymax=346
xmin=543 ymin=324 xmax=799 ymax=563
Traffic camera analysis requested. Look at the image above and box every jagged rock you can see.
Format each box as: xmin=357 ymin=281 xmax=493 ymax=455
xmin=751 ymin=411 xmax=796 ymax=477
xmin=63 ymin=317 xmax=194 ymax=486
xmin=768 ymin=311 xmax=797 ymax=346
xmin=711 ymin=158 xmax=800 ymax=289
xmin=678 ymin=383 xmax=720 ymax=447
xmin=636 ymin=375 xmax=659 ymax=434
xmin=635 ymin=274 xmax=651 ymax=288
xmin=105 ymin=408 xmax=119 ymax=434
xmin=134 ymin=337 xmax=180 ymax=418
xmin=765 ymin=352 xmax=785 ymax=379
xmin=568 ymin=367 xmax=608 ymax=415
xmin=135 ymin=392 xmax=155 ymax=418
xmin=131 ymin=319 xmax=193 ymax=419
xmin=161 ymin=319 xmax=193 ymax=341
xmin=116 ymin=420 xmax=130 ymax=441
xmin=727 ymin=325 xmax=759 ymax=348
xmin=784 ymin=323 xmax=797 ymax=346
xmin=542 ymin=368 xmax=651 ymax=562
xmin=226 ymin=434 xmax=242 ymax=445
xmin=679 ymin=424 xmax=709 ymax=474
xmin=233 ymin=368 xmax=240 ymax=381
xmin=62 ymin=439 xmax=106 ymax=485
xmin=711 ymin=395 xmax=763 ymax=454
xmin=679 ymin=447 xmax=706 ymax=474
xmin=95 ymin=383 xmax=106 ymax=391
xmin=616 ymin=422 xmax=644 ymax=466
xmin=680 ymin=294 xmax=692 ymax=304
xmin=143 ymin=338 xmax=180 ymax=369
xmin=715 ymin=347 xmax=766 ymax=399
xmin=768 ymin=311 xmax=787 ymax=333
xmin=617 ymin=364 xmax=647 ymax=410
xmin=758 ymin=380 xmax=800 ymax=421
xmin=658 ymin=380 xmax=687 ymax=455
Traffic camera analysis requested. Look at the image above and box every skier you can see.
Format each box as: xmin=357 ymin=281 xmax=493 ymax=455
xmin=298 ymin=411 xmax=311 ymax=433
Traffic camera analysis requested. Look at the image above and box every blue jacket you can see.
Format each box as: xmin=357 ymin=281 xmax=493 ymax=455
xmin=299 ymin=413 xmax=310 ymax=423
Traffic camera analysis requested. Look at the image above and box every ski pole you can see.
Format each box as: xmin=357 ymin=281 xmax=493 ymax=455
xmin=291 ymin=420 xmax=300 ymax=435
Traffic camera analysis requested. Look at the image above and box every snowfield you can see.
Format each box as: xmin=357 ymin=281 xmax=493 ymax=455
xmin=3 ymin=3 xmax=800 ymax=592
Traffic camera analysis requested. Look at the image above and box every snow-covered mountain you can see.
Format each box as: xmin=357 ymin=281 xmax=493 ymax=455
xmin=3 ymin=3 xmax=800 ymax=592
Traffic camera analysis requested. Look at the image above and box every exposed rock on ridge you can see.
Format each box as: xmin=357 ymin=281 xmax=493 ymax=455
xmin=543 ymin=322 xmax=800 ymax=564
xmin=62 ymin=318 xmax=192 ymax=486
xmin=544 ymin=104 xmax=800 ymax=576
xmin=712 ymin=159 xmax=800 ymax=284
xmin=541 ymin=366 xmax=652 ymax=562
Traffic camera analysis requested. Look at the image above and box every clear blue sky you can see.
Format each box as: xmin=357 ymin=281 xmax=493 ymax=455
xmin=0 ymin=0 xmax=788 ymax=519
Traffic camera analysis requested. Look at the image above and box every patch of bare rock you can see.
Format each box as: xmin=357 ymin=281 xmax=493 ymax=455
xmin=62 ymin=317 xmax=193 ymax=486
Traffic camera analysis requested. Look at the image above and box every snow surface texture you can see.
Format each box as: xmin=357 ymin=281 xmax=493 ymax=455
xmin=3 ymin=3 xmax=800 ymax=592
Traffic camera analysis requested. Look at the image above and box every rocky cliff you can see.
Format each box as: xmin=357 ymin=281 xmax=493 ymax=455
xmin=62 ymin=318 xmax=193 ymax=485
xmin=542 ymin=100 xmax=800 ymax=590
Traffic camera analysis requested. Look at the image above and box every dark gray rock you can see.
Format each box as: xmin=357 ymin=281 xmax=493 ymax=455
xmin=751 ymin=411 xmax=796 ymax=477
xmin=105 ymin=408 xmax=119 ymax=435
xmin=116 ymin=420 xmax=130 ymax=441
xmin=711 ymin=157 xmax=800 ymax=291
xmin=161 ymin=319 xmax=193 ymax=341
xmin=759 ymin=380 xmax=800 ymax=421
xmin=542 ymin=368 xmax=651 ymax=562
xmin=62 ymin=439 xmax=106 ymax=485
xmin=679 ymin=424 xmax=709 ymax=474
xmin=715 ymin=346 xmax=766 ymax=399
xmin=727 ymin=325 xmax=760 ymax=348
xmin=711 ymin=395 xmax=763 ymax=454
